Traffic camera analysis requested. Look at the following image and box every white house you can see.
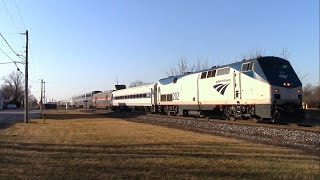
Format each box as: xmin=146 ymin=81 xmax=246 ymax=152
xmin=0 ymin=90 xmax=4 ymax=110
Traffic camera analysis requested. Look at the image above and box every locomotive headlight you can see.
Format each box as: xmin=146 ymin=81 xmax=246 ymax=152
xmin=275 ymin=89 xmax=279 ymax=93
xmin=297 ymin=89 xmax=301 ymax=93
xmin=286 ymin=83 xmax=291 ymax=86
xmin=283 ymin=82 xmax=286 ymax=86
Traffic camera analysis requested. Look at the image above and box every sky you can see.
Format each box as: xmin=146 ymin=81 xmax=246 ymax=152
xmin=0 ymin=0 xmax=319 ymax=101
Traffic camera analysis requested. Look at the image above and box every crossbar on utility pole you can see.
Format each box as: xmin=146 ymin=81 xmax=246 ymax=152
xmin=24 ymin=30 xmax=29 ymax=123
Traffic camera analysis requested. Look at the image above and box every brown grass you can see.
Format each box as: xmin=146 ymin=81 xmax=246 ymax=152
xmin=0 ymin=110 xmax=319 ymax=179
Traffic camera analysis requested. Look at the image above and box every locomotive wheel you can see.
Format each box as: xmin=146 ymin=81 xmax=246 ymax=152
xmin=227 ymin=116 xmax=236 ymax=121
xmin=250 ymin=117 xmax=260 ymax=123
xmin=224 ymin=107 xmax=236 ymax=121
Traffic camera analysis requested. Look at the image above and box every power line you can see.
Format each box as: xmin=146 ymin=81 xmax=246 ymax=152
xmin=0 ymin=51 xmax=24 ymax=53
xmin=2 ymin=0 xmax=20 ymax=33
xmin=0 ymin=46 xmax=23 ymax=73
xmin=14 ymin=0 xmax=26 ymax=30
xmin=0 ymin=33 xmax=25 ymax=60
xmin=1 ymin=0 xmax=25 ymax=43
xmin=0 ymin=32 xmax=21 ymax=34
xmin=0 ymin=61 xmax=16 ymax=64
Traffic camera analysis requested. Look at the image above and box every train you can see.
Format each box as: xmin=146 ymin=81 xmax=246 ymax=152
xmin=71 ymin=56 xmax=303 ymax=122
xmin=72 ymin=91 xmax=102 ymax=109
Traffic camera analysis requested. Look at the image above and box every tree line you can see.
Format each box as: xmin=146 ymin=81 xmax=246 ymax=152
xmin=0 ymin=71 xmax=37 ymax=108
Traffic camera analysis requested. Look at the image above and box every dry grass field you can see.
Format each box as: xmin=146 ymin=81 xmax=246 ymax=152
xmin=0 ymin=110 xmax=319 ymax=179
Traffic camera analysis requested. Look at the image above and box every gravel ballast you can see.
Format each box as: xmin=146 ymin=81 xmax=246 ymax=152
xmin=122 ymin=114 xmax=320 ymax=153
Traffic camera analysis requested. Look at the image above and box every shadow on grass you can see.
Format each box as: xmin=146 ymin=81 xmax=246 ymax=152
xmin=43 ymin=110 xmax=147 ymax=120
xmin=0 ymin=111 xmax=40 ymax=130
xmin=0 ymin=140 xmax=319 ymax=179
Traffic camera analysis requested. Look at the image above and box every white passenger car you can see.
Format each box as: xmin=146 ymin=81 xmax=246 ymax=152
xmin=112 ymin=83 xmax=157 ymax=111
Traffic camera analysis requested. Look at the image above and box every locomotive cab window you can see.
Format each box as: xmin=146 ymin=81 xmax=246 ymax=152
xmin=207 ymin=71 xmax=212 ymax=78
xmin=207 ymin=70 xmax=216 ymax=78
xmin=200 ymin=72 xmax=207 ymax=79
xmin=173 ymin=77 xmax=178 ymax=83
xmin=241 ymin=62 xmax=253 ymax=72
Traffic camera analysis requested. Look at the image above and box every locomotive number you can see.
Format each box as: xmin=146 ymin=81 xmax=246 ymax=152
xmin=172 ymin=92 xmax=179 ymax=100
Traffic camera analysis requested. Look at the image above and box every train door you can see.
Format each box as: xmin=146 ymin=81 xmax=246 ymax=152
xmin=233 ymin=70 xmax=242 ymax=100
xmin=157 ymin=86 xmax=161 ymax=112
xmin=151 ymin=88 xmax=154 ymax=105
xmin=151 ymin=84 xmax=158 ymax=112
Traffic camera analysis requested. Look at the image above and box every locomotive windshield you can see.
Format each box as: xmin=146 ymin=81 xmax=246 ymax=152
xmin=258 ymin=57 xmax=302 ymax=88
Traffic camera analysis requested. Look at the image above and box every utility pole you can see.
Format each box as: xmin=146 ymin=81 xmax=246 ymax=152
xmin=40 ymin=79 xmax=43 ymax=113
xmin=24 ymin=30 xmax=29 ymax=123
xmin=43 ymin=81 xmax=46 ymax=104
xmin=40 ymin=79 xmax=45 ymax=123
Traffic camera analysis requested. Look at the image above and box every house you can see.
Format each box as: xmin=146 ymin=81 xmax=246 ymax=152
xmin=0 ymin=90 xmax=4 ymax=110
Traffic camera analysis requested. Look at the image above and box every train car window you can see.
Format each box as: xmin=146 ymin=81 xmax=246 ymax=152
xmin=161 ymin=95 xmax=166 ymax=101
xmin=143 ymin=94 xmax=147 ymax=98
xmin=201 ymin=72 xmax=207 ymax=79
xmin=173 ymin=77 xmax=178 ymax=83
xmin=167 ymin=94 xmax=173 ymax=101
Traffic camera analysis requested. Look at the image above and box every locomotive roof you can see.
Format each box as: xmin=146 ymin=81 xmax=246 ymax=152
xmin=160 ymin=56 xmax=287 ymax=81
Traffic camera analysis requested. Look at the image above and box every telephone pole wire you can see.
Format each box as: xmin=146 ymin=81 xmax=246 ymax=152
xmin=24 ymin=30 xmax=29 ymax=123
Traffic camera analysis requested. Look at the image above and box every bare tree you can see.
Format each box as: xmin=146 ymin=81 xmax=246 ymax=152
xmin=166 ymin=56 xmax=210 ymax=76
xmin=29 ymin=94 xmax=38 ymax=107
xmin=129 ymin=80 xmax=149 ymax=88
xmin=303 ymin=84 xmax=320 ymax=108
xmin=192 ymin=57 xmax=209 ymax=71
xmin=1 ymin=71 xmax=24 ymax=107
xmin=278 ymin=48 xmax=291 ymax=60
xmin=166 ymin=56 xmax=190 ymax=76
xmin=241 ymin=48 xmax=266 ymax=60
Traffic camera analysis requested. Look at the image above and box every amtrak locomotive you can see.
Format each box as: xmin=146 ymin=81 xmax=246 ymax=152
xmin=156 ymin=56 xmax=302 ymax=121
xmin=72 ymin=56 xmax=302 ymax=122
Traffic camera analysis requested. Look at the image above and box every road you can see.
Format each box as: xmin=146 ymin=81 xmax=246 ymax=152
xmin=0 ymin=109 xmax=41 ymax=128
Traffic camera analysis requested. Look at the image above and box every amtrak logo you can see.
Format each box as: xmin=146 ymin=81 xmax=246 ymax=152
xmin=213 ymin=83 xmax=230 ymax=95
